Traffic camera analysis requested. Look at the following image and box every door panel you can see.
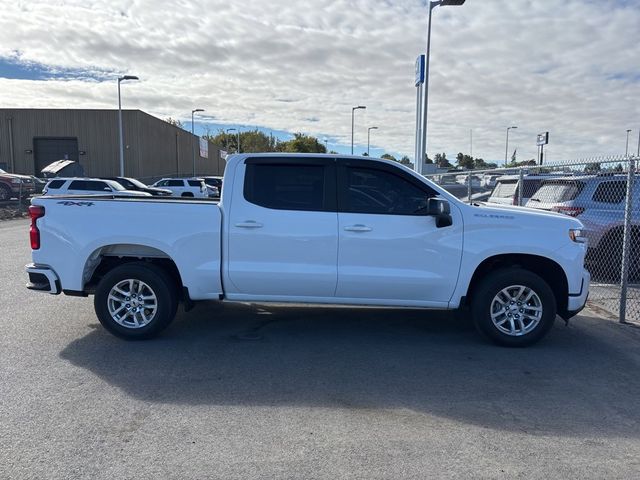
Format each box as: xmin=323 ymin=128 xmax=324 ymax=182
xmin=336 ymin=161 xmax=463 ymax=305
xmin=226 ymin=158 xmax=338 ymax=297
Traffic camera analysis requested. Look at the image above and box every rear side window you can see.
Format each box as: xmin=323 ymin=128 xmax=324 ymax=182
xmin=46 ymin=180 xmax=64 ymax=189
xmin=593 ymin=181 xmax=626 ymax=204
xmin=343 ymin=167 xmax=430 ymax=215
xmin=167 ymin=180 xmax=184 ymax=187
xmin=244 ymin=164 xmax=326 ymax=211
xmin=70 ymin=180 xmax=111 ymax=191
xmin=187 ymin=180 xmax=202 ymax=187
xmin=491 ymin=180 xmax=518 ymax=198
xmin=530 ymin=181 xmax=583 ymax=203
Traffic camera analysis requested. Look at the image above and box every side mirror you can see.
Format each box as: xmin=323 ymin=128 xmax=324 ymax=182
xmin=427 ymin=198 xmax=453 ymax=228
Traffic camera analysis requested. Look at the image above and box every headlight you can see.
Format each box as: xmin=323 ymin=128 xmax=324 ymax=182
xmin=11 ymin=178 xmax=22 ymax=184
xmin=569 ymin=229 xmax=586 ymax=243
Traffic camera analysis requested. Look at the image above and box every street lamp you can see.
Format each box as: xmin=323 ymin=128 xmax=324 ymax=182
xmin=117 ymin=75 xmax=139 ymax=176
xmin=625 ymin=129 xmax=632 ymax=157
xmin=367 ymin=126 xmax=378 ymax=156
xmin=191 ymin=108 xmax=204 ymax=176
xmin=505 ymin=126 xmax=517 ymax=165
xmin=351 ymin=106 xmax=366 ymax=155
xmin=418 ymin=0 xmax=466 ymax=174
xmin=324 ymin=138 xmax=328 ymax=152
xmin=226 ymin=128 xmax=240 ymax=154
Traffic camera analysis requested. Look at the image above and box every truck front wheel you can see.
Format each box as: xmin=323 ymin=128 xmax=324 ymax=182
xmin=471 ymin=268 xmax=556 ymax=347
xmin=94 ymin=262 xmax=178 ymax=340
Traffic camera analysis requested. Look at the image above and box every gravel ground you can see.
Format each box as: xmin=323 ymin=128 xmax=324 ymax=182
xmin=2 ymin=218 xmax=640 ymax=479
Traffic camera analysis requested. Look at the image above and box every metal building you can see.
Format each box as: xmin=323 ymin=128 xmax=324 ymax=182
xmin=0 ymin=109 xmax=225 ymax=181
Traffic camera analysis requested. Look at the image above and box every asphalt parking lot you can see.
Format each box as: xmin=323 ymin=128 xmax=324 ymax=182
xmin=2 ymin=218 xmax=640 ymax=479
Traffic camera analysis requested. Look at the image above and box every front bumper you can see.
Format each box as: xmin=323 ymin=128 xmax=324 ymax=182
xmin=564 ymin=268 xmax=590 ymax=318
xmin=25 ymin=263 xmax=60 ymax=295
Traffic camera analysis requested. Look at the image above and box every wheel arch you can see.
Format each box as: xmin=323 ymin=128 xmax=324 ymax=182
xmin=82 ymin=243 xmax=186 ymax=299
xmin=464 ymin=253 xmax=569 ymax=317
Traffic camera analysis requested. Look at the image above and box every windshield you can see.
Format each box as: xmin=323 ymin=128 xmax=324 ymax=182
xmin=0 ymin=168 xmax=6 ymax=174
xmin=108 ymin=181 xmax=126 ymax=191
xmin=530 ymin=181 xmax=583 ymax=203
xmin=490 ymin=180 xmax=518 ymax=198
xmin=124 ymin=178 xmax=148 ymax=189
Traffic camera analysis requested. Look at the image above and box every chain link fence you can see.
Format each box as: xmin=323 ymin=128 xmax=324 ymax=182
xmin=424 ymin=155 xmax=639 ymax=324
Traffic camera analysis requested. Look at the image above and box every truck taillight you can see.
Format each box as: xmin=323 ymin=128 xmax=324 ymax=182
xmin=29 ymin=205 xmax=45 ymax=250
xmin=552 ymin=206 xmax=585 ymax=217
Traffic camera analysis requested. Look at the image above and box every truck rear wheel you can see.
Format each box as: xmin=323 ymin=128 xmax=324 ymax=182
xmin=94 ymin=262 xmax=178 ymax=340
xmin=471 ymin=268 xmax=556 ymax=347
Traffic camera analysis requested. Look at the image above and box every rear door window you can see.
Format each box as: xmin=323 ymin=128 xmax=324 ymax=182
xmin=592 ymin=181 xmax=626 ymax=204
xmin=167 ymin=180 xmax=184 ymax=187
xmin=244 ymin=163 xmax=329 ymax=211
xmin=187 ymin=180 xmax=202 ymax=187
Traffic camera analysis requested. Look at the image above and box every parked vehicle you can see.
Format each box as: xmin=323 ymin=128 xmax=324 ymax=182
xmin=202 ymin=176 xmax=223 ymax=197
xmin=0 ymin=168 xmax=36 ymax=200
xmin=482 ymin=173 xmax=502 ymax=189
xmin=29 ymin=176 xmax=47 ymax=194
xmin=101 ymin=177 xmax=172 ymax=196
xmin=526 ymin=174 xmax=639 ymax=279
xmin=487 ymin=174 xmax=566 ymax=206
xmin=26 ymin=153 xmax=589 ymax=347
xmin=151 ymin=178 xmax=210 ymax=198
xmin=42 ymin=178 xmax=152 ymax=197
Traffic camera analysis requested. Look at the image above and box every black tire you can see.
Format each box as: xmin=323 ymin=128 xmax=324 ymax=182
xmin=181 ymin=192 xmax=194 ymax=197
xmin=94 ymin=262 xmax=178 ymax=340
xmin=0 ymin=184 xmax=12 ymax=201
xmin=471 ymin=268 xmax=557 ymax=347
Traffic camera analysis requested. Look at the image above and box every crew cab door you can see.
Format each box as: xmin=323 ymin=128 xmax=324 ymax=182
xmin=225 ymin=157 xmax=338 ymax=298
xmin=335 ymin=160 xmax=463 ymax=306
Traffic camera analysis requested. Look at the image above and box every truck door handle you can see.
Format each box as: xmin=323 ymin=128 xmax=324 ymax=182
xmin=344 ymin=224 xmax=372 ymax=232
xmin=235 ymin=221 xmax=263 ymax=229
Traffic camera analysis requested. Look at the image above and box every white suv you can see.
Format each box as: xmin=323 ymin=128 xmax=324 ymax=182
xmin=43 ymin=178 xmax=151 ymax=197
xmin=151 ymin=178 xmax=211 ymax=198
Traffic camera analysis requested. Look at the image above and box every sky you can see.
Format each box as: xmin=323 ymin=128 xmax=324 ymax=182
xmin=0 ymin=0 xmax=638 ymax=163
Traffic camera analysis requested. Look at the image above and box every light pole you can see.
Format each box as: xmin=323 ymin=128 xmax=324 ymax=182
xmin=418 ymin=0 xmax=466 ymax=174
xmin=367 ymin=127 xmax=378 ymax=156
xmin=324 ymin=138 xmax=328 ymax=152
xmin=505 ymin=126 xmax=517 ymax=165
xmin=351 ymin=106 xmax=366 ymax=155
xmin=117 ymin=75 xmax=139 ymax=176
xmin=226 ymin=128 xmax=239 ymax=154
xmin=625 ymin=129 xmax=632 ymax=157
xmin=191 ymin=108 xmax=204 ymax=176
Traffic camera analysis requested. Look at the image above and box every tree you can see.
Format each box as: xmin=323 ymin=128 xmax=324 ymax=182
xmin=276 ymin=133 xmax=327 ymax=153
xmin=164 ymin=117 xmax=184 ymax=129
xmin=203 ymin=129 xmax=278 ymax=153
xmin=456 ymin=152 xmax=475 ymax=170
xmin=381 ymin=153 xmax=397 ymax=161
xmin=434 ymin=152 xmax=452 ymax=168
xmin=399 ymin=155 xmax=414 ymax=169
xmin=424 ymin=155 xmax=433 ymax=164
xmin=506 ymin=159 xmax=538 ymax=168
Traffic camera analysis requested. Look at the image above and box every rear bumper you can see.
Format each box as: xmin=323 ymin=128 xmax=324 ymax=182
xmin=25 ymin=263 xmax=61 ymax=295
xmin=563 ymin=268 xmax=590 ymax=319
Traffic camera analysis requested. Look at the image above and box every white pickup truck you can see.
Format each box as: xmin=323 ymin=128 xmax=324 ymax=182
xmin=25 ymin=154 xmax=590 ymax=346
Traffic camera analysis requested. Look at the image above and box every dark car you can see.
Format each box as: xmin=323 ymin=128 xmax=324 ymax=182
xmin=101 ymin=177 xmax=172 ymax=196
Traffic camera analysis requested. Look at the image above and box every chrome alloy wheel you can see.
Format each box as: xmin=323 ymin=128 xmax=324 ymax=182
xmin=107 ymin=279 xmax=158 ymax=329
xmin=490 ymin=285 xmax=543 ymax=337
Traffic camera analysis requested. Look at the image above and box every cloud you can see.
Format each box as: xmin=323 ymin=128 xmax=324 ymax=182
xmin=0 ymin=0 xmax=638 ymax=161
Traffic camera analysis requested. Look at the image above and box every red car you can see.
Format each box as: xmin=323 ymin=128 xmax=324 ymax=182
xmin=0 ymin=168 xmax=36 ymax=201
